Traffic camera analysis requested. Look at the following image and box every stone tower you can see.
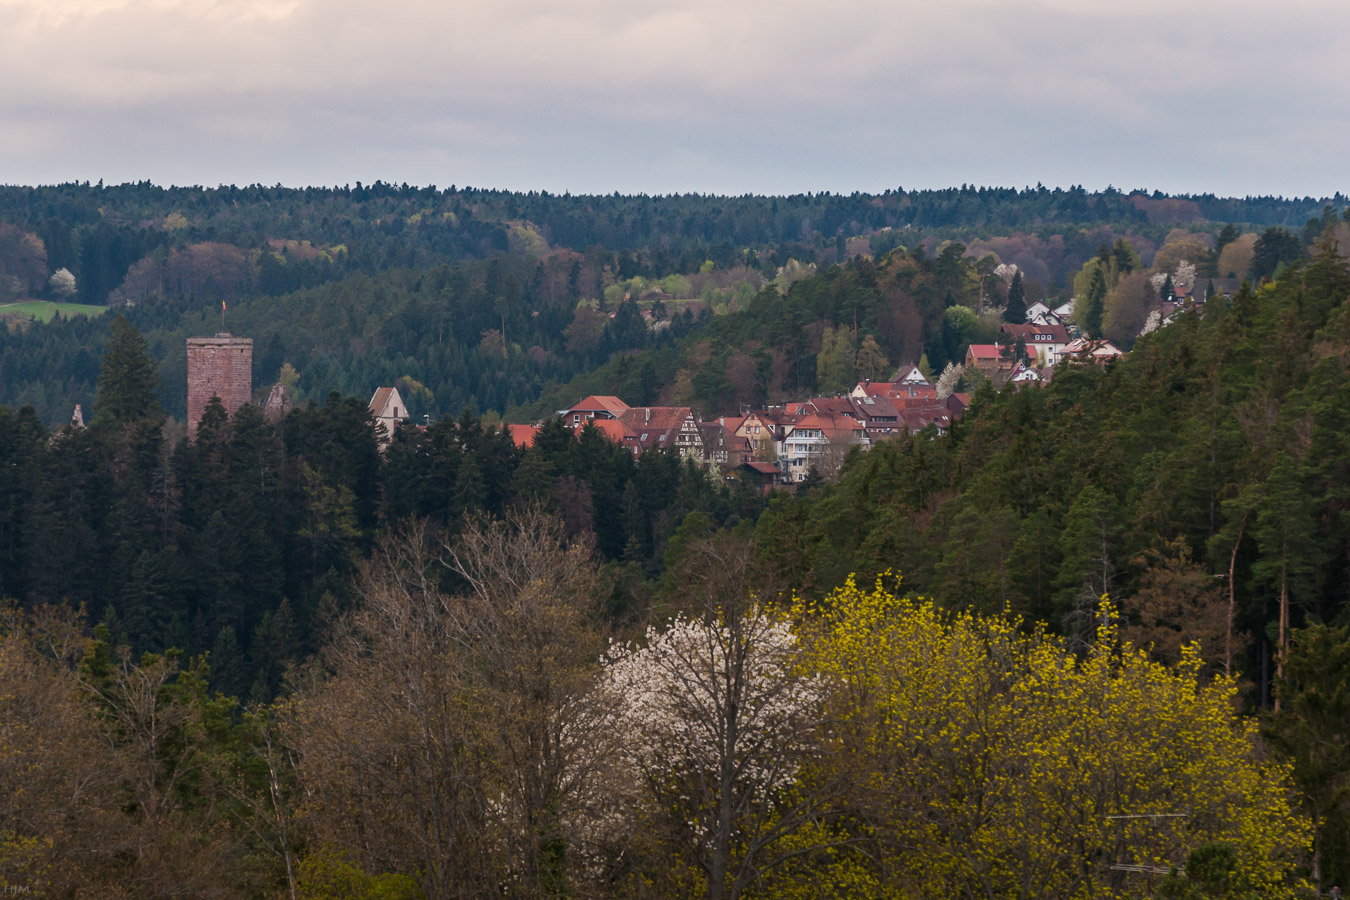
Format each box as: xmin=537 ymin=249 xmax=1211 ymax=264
xmin=186 ymin=333 xmax=252 ymax=438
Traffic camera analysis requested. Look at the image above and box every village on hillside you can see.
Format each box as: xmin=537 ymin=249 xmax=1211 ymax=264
xmin=366 ymin=287 xmax=1178 ymax=490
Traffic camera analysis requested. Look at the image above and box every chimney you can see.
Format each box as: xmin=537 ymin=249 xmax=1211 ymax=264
xmin=645 ymin=408 xmax=650 ymax=424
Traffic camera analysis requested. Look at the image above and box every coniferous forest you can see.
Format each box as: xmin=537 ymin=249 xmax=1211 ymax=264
xmin=2 ymin=183 xmax=1350 ymax=898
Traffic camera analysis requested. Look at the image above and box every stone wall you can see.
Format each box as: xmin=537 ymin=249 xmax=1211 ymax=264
xmin=187 ymin=334 xmax=252 ymax=438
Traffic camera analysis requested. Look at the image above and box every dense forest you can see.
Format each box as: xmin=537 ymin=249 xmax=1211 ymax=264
xmin=0 ymin=183 xmax=1343 ymax=425
xmin=2 ymin=185 xmax=1350 ymax=897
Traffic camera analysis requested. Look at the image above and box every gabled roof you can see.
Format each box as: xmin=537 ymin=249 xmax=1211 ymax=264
xmin=619 ymin=406 xmax=698 ymax=452
xmin=568 ymin=395 xmax=630 ymax=415
xmin=856 ymin=380 xmax=938 ymax=401
xmin=804 ymin=397 xmax=858 ymax=418
xmin=587 ymin=418 xmax=629 ymax=444
xmin=893 ymin=363 xmax=929 ymax=385
xmin=849 ymin=394 xmax=900 ymax=420
xmin=620 ymin=406 xmax=692 ymax=432
xmin=369 ymin=387 xmax=397 ymax=416
xmin=899 ymin=404 xmax=952 ymax=433
xmin=789 ymin=411 xmax=865 ymax=442
xmin=966 ymin=343 xmax=1005 ymax=360
xmin=1000 ymin=323 xmax=1069 ymax=343
xmin=747 ymin=408 xmax=802 ymax=429
xmin=507 ymin=424 xmax=540 ymax=448
xmin=1063 ymin=337 xmax=1125 ymax=358
xmin=719 ymin=415 xmax=746 ymax=435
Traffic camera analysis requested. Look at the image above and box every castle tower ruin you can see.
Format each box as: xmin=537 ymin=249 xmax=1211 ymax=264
xmin=187 ymin=333 xmax=252 ymax=438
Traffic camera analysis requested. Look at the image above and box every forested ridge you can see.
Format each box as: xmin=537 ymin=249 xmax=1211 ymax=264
xmin=1 ymin=182 xmax=1344 ymax=426
xmin=2 ymin=186 xmax=1350 ymax=897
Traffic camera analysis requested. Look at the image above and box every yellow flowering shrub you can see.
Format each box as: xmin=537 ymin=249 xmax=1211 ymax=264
xmin=765 ymin=577 xmax=1311 ymax=900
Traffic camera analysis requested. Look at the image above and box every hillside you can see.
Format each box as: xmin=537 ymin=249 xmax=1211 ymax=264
xmin=1 ymin=184 xmax=1344 ymax=426
xmin=754 ymin=242 xmax=1350 ymax=675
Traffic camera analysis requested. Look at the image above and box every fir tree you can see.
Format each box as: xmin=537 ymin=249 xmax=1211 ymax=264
xmin=1003 ymin=271 xmax=1026 ymax=323
xmin=94 ymin=315 xmax=162 ymax=427
xmin=1083 ymin=268 xmax=1107 ymax=339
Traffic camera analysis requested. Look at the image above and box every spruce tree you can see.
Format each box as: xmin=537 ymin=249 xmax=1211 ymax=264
xmin=1003 ymin=271 xmax=1027 ymax=323
xmin=1083 ymin=268 xmax=1107 ymax=339
xmin=94 ymin=315 xmax=162 ymax=427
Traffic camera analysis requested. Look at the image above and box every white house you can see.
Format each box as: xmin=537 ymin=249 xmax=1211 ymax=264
xmin=369 ymin=386 xmax=407 ymax=446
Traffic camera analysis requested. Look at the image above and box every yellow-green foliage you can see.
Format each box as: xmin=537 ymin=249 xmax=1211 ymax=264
xmin=297 ymin=845 xmax=424 ymax=900
xmin=777 ymin=577 xmax=1310 ymax=900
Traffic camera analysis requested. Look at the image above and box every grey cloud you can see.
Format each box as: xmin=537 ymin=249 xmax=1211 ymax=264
xmin=1 ymin=0 xmax=1347 ymax=196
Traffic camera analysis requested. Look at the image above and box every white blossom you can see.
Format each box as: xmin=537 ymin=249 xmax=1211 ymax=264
xmin=994 ymin=262 xmax=1020 ymax=286
xmin=1173 ymin=259 xmax=1197 ymax=288
xmin=48 ymin=267 xmax=76 ymax=299
xmin=936 ymin=362 xmax=964 ymax=400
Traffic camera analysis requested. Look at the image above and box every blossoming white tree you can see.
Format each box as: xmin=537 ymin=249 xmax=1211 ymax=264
xmin=595 ymin=537 xmax=829 ymax=900
xmin=936 ymin=361 xmax=965 ymax=400
xmin=48 ymin=267 xmax=76 ymax=299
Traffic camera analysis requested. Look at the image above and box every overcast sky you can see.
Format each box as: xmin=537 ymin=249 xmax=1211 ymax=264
xmin=2 ymin=0 xmax=1346 ymax=198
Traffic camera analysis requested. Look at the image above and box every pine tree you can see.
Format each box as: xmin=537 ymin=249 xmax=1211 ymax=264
xmin=1083 ymin=268 xmax=1107 ymax=339
xmin=1003 ymin=271 xmax=1027 ymax=323
xmin=1252 ymin=453 xmax=1320 ymax=698
xmin=94 ymin=315 xmax=162 ymax=427
xmin=1055 ymin=484 xmax=1118 ymax=623
xmin=452 ymin=451 xmax=486 ymax=518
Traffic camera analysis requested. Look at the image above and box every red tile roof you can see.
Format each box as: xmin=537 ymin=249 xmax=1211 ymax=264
xmin=506 ymin=424 xmax=540 ymax=448
xmin=587 ymin=418 xmax=629 ymax=444
xmin=568 ymin=395 xmax=631 ymax=415
xmin=1000 ymin=323 xmax=1069 ymax=343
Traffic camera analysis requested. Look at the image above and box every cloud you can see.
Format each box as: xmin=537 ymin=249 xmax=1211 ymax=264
xmin=1 ymin=0 xmax=1347 ymax=195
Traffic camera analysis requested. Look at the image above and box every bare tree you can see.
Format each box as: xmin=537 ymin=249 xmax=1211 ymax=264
xmin=286 ymin=509 xmax=613 ymax=898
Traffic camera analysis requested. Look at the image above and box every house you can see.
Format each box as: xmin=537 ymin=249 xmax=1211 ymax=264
xmin=560 ymin=395 xmax=630 ymax=428
xmin=1024 ymin=301 xmax=1062 ymax=325
xmin=999 ymin=323 xmax=1070 ymax=366
xmin=852 ymin=379 xmax=938 ymax=402
xmin=777 ymin=411 xmax=867 ymax=482
xmin=583 ymin=418 xmax=630 ymax=447
xmin=369 ymin=386 xmax=407 ymax=447
xmin=1053 ymin=299 xmax=1075 ymax=321
xmin=1008 ymin=361 xmax=1041 ymax=385
xmin=737 ymin=460 xmax=787 ymax=493
xmin=736 ymin=410 xmax=798 ymax=460
xmin=618 ymin=406 xmax=704 ymax=460
xmin=699 ymin=420 xmax=751 ymax=469
xmin=898 ymin=403 xmax=952 ymax=435
xmin=893 ymin=363 xmax=929 ymax=385
xmin=506 ymin=424 xmax=540 ymax=448
xmin=945 ymin=392 xmax=970 ymax=419
xmin=965 ymin=343 xmax=1025 ymax=377
xmin=846 ymin=395 xmax=902 ymax=440
xmin=1061 ymin=337 xmax=1124 ymax=362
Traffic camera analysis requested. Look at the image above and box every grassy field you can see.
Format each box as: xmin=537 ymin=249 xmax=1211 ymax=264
xmin=0 ymin=300 xmax=109 ymax=322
